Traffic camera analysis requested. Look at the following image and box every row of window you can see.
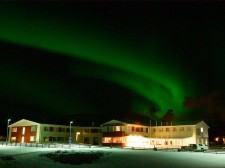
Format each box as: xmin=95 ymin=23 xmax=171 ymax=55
xmin=152 ymin=127 xmax=192 ymax=132
xmin=102 ymin=126 xmax=123 ymax=132
xmin=102 ymin=126 xmax=149 ymax=133
xmin=103 ymin=137 xmax=124 ymax=143
xmin=43 ymin=136 xmax=69 ymax=142
xmin=84 ymin=128 xmax=102 ymax=133
xmin=130 ymin=126 xmax=149 ymax=133
xmin=11 ymin=136 xmax=36 ymax=142
xmin=43 ymin=127 xmax=74 ymax=132
xmin=12 ymin=126 xmax=37 ymax=133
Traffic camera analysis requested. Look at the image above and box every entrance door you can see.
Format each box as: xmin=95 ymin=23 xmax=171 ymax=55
xmin=93 ymin=137 xmax=99 ymax=145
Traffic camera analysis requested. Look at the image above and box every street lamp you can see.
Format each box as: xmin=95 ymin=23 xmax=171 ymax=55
xmin=69 ymin=121 xmax=73 ymax=146
xmin=6 ymin=119 xmax=11 ymax=144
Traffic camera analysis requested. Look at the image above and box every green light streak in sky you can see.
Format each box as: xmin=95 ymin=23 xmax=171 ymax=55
xmin=0 ymin=6 xmax=194 ymax=118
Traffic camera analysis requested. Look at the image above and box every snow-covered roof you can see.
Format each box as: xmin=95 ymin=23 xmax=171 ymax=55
xmin=100 ymin=119 xmax=127 ymax=126
xmin=8 ymin=119 xmax=40 ymax=127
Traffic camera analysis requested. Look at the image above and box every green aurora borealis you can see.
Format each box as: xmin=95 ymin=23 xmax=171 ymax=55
xmin=1 ymin=2 xmax=225 ymax=125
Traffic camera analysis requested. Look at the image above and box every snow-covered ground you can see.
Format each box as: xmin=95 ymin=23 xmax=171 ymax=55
xmin=0 ymin=145 xmax=225 ymax=168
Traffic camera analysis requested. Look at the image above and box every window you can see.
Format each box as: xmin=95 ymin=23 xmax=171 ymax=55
xmin=196 ymin=128 xmax=200 ymax=136
xmin=50 ymin=127 xmax=54 ymax=132
xmin=172 ymin=127 xmax=176 ymax=132
xmin=136 ymin=127 xmax=140 ymax=132
xmin=49 ymin=137 xmax=56 ymax=141
xmin=22 ymin=127 xmax=25 ymax=135
xmin=180 ymin=127 xmax=184 ymax=131
xmin=11 ymin=137 xmax=16 ymax=141
xmin=107 ymin=126 xmax=112 ymax=132
xmin=166 ymin=128 xmax=170 ymax=132
xmin=58 ymin=137 xmax=64 ymax=141
xmin=67 ymin=128 xmax=70 ymax=132
xmin=91 ymin=128 xmax=98 ymax=133
xmin=140 ymin=127 xmax=143 ymax=132
xmin=187 ymin=127 xmax=192 ymax=131
xmin=30 ymin=136 xmax=36 ymax=141
xmin=44 ymin=137 xmax=49 ymax=142
xmin=12 ymin=127 xmax=17 ymax=132
xmin=201 ymin=127 xmax=203 ymax=133
xmin=132 ymin=127 xmax=135 ymax=132
xmin=31 ymin=126 xmax=37 ymax=131
xmin=146 ymin=128 xmax=149 ymax=133
xmin=58 ymin=127 xmax=62 ymax=132
xmin=115 ymin=126 xmax=121 ymax=131
xmin=84 ymin=129 xmax=90 ymax=133
xmin=103 ymin=137 xmax=112 ymax=143
xmin=84 ymin=137 xmax=89 ymax=144
xmin=44 ymin=127 xmax=49 ymax=131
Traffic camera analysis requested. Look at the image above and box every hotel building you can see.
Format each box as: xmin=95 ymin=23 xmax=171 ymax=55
xmin=8 ymin=119 xmax=209 ymax=148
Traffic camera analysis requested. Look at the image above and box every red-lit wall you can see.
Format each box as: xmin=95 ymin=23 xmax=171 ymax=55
xmin=11 ymin=126 xmax=37 ymax=143
xmin=102 ymin=131 xmax=125 ymax=137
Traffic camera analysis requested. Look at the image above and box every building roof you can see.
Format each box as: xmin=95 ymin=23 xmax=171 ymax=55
xmin=8 ymin=119 xmax=40 ymax=127
xmin=100 ymin=119 xmax=127 ymax=126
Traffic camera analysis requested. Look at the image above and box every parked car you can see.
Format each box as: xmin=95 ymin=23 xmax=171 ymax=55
xmin=178 ymin=144 xmax=208 ymax=152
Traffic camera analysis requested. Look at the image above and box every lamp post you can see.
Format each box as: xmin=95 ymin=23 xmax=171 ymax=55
xmin=6 ymin=119 xmax=11 ymax=144
xmin=69 ymin=121 xmax=73 ymax=146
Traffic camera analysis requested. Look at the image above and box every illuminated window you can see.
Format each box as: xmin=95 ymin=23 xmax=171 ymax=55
xmin=11 ymin=137 xmax=16 ymax=141
xmin=115 ymin=126 xmax=121 ymax=131
xmin=44 ymin=137 xmax=49 ymax=142
xmin=22 ymin=127 xmax=25 ymax=135
xmin=30 ymin=136 xmax=36 ymax=141
xmin=76 ymin=132 xmax=80 ymax=141
xmin=201 ymin=127 xmax=203 ymax=133
xmin=21 ymin=136 xmax=24 ymax=143
xmin=103 ymin=137 xmax=112 ymax=143
xmin=12 ymin=127 xmax=17 ymax=132
xmin=215 ymin=137 xmax=219 ymax=141
xmin=31 ymin=126 xmax=37 ymax=131
xmin=128 ymin=126 xmax=132 ymax=132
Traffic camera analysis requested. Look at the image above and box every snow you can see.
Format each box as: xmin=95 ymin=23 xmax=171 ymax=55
xmin=0 ymin=145 xmax=225 ymax=168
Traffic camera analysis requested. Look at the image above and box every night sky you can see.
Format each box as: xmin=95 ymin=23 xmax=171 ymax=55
xmin=1 ymin=1 xmax=225 ymax=135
